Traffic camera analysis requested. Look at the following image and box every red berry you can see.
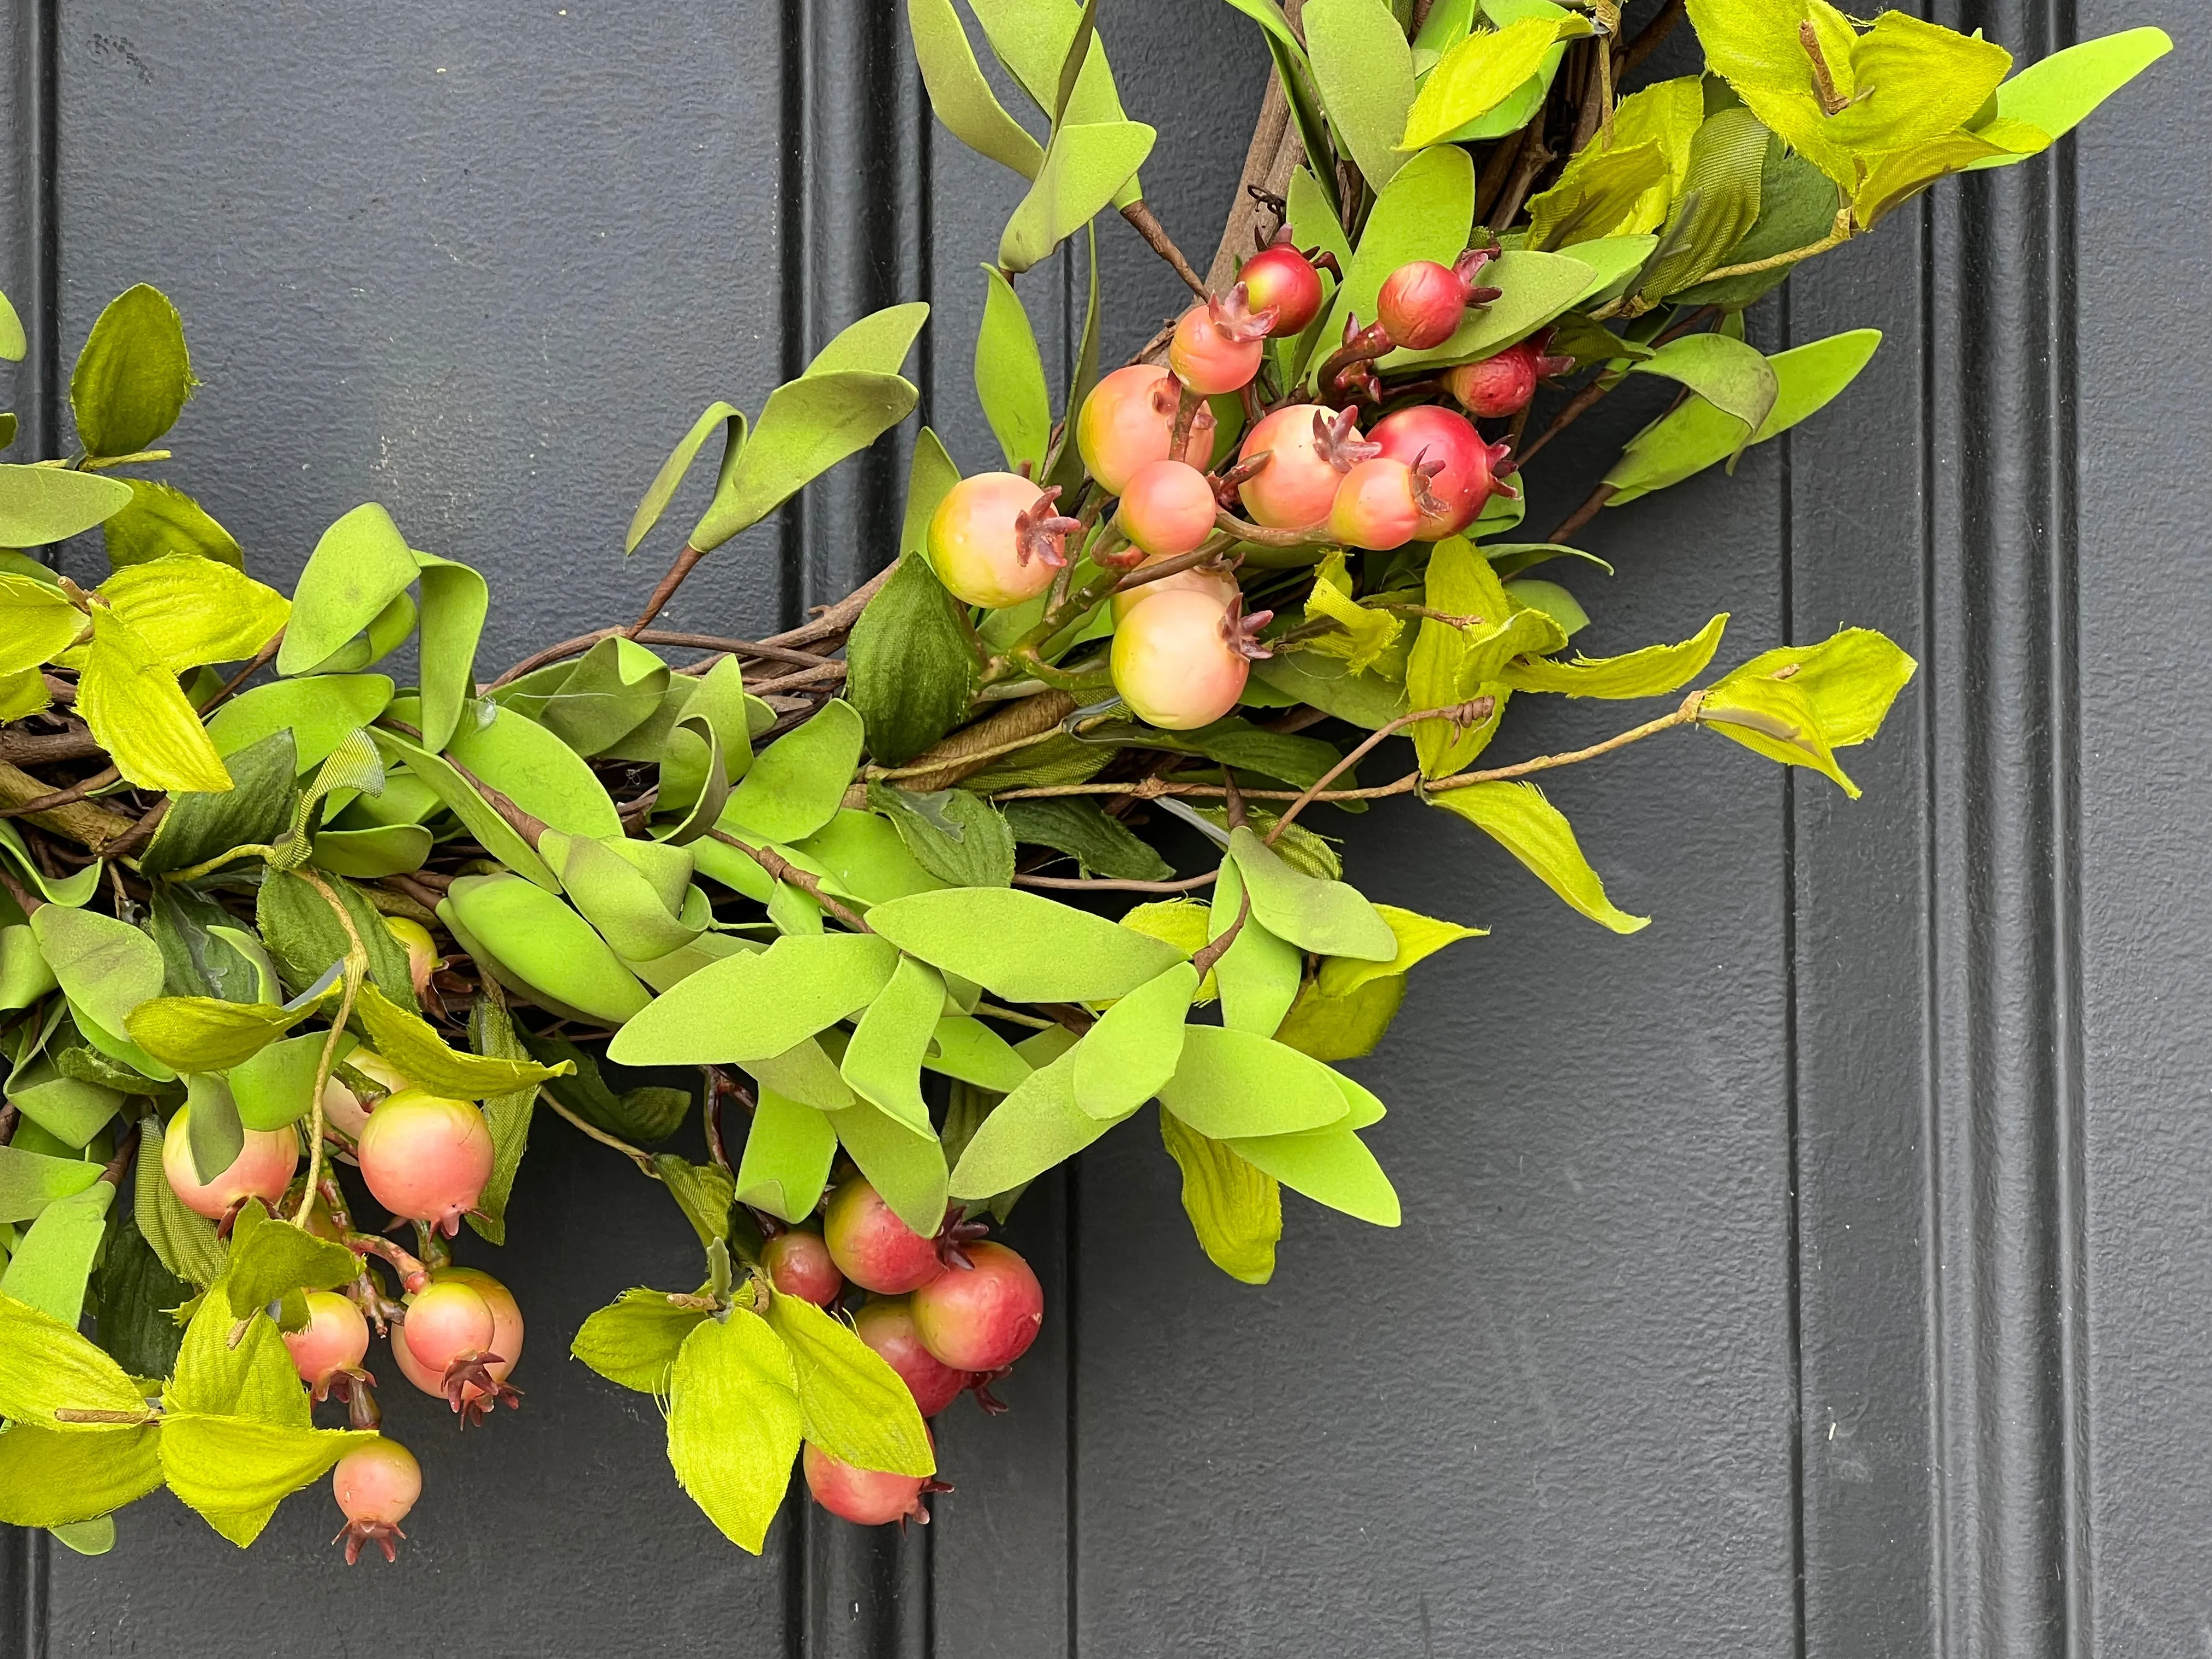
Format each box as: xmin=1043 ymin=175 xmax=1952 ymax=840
xmin=910 ymin=1240 xmax=1043 ymax=1373
xmin=1447 ymin=332 xmax=1573 ymax=418
xmin=331 ymin=1438 xmax=421 ymax=1565
xmin=161 ymin=1106 xmax=298 ymax=1220
xmin=1076 ymin=365 xmax=1216 ymax=494
xmin=823 ymin=1178 xmax=945 ymax=1295
xmin=1115 ymin=459 xmax=1218 ymax=558
xmin=854 ymin=1295 xmax=969 ymax=1417
xmin=1111 ymin=588 xmax=1256 ymax=731
xmin=1237 ymin=244 xmax=1325 ymax=337
xmin=1369 ymin=405 xmax=1499 ymax=540
xmin=285 ymin=1290 xmax=371 ymax=1400
xmin=1167 ymin=285 xmax=1276 ymax=396
xmin=1236 ymin=403 xmax=1372 ymax=530
xmin=764 ymin=1229 xmax=844 ymax=1307
xmin=926 ymin=473 xmax=1080 ymax=610
xmin=354 ymin=1090 xmax=494 ymax=1236
xmin=1327 ymin=456 xmax=1429 ymax=551
xmin=803 ymin=1441 xmax=935 ymax=1527
xmin=1375 ymin=247 xmax=1502 ymax=351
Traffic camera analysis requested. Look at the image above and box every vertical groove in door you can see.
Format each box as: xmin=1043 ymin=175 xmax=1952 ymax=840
xmin=1777 ymin=273 xmax=1809 ymax=1659
xmin=777 ymin=0 xmax=812 ymax=632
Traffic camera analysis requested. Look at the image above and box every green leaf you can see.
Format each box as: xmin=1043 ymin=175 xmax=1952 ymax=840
xmin=1073 ymin=962 xmax=1194 ymax=1120
xmin=804 ymin=303 xmax=930 ymax=380
xmin=1430 ymin=780 xmax=1648 ymax=932
xmin=1672 ymin=138 xmax=1840 ymax=309
xmin=0 ymin=1423 xmax=161 ymax=1529
xmin=1159 ymin=1110 xmax=1280 ymax=1284
xmin=977 ymin=267 xmax=1051 ymax=473
xmin=461 ymin=995 xmax=535 ymax=1248
xmin=443 ymin=697 xmax=624 ymax=838
xmin=734 ymin=1088 xmax=840 ymax=1223
xmin=1633 ymin=104 xmax=1770 ymax=305
xmin=1209 ymin=861 xmax=1301 ymax=1036
xmin=867 ymin=785 xmax=1014 ymax=890
xmin=0 ymin=1146 xmax=103 ymax=1224
xmin=1401 ymin=12 xmax=1585 ymax=151
xmin=182 ymin=1076 xmax=245 ymax=1186
xmin=255 ymin=868 xmax=416 ymax=1012
xmin=439 ymin=874 xmax=651 ymax=1026
xmin=825 ymin=1094 xmax=948 ymax=1234
xmin=71 ymin=285 xmax=195 ymax=456
xmin=221 ymin=1200 xmax=359 ymax=1318
xmin=1502 ymin=612 xmax=1727 ymax=698
xmin=275 ymin=504 xmax=419 ymax=676
xmin=1406 ymin=535 xmax=1513 ymax=777
xmin=0 ymin=290 xmax=21 ymax=361
xmin=1314 ymin=902 xmax=1484 ymax=998
xmin=666 ymin=1312 xmax=803 ymax=1555
xmin=1304 ymin=0 xmax=1417 ymax=189
xmin=723 ymin=699 xmax=865 ymax=843
xmin=365 ymin=727 xmax=559 ymax=891
xmin=1226 ymin=826 xmax=1395 ymax=960
xmin=867 ymin=887 xmax=1184 ymax=1003
xmin=205 ymin=674 xmax=392 ymax=771
xmin=998 ymin=121 xmax=1158 ymax=275
xmin=848 ymin=568 xmax=977 ymax=774
xmin=503 ymin=635 xmax=670 ymax=758
xmin=1696 ymin=627 xmax=1917 ymax=798
xmin=1629 ymin=334 xmax=1778 ymax=460
xmin=167 ymin=1278 xmax=307 ymax=1424
xmin=1274 ymin=972 xmax=1406 ymax=1060
xmin=76 ymin=608 xmax=232 ymax=794
xmin=1968 ymin=27 xmax=2171 ymax=167
xmin=922 ymin=1015 xmax=1032 ymax=1094
xmin=948 ymin=1043 xmax=1118 ymax=1199
xmin=764 ymin=1292 xmax=934 ymax=1476
xmin=352 ymin=980 xmax=570 ymax=1099
xmin=609 ymin=934 xmax=899 ymax=1067
xmin=309 ymin=824 xmax=432 ymax=878
xmin=0 ymin=573 xmax=86 ymax=676
xmin=137 ymin=730 xmax=295 ymax=880
xmin=133 ymin=1116 xmax=226 ymax=1286
xmin=0 ymin=1183 xmax=115 ymax=1328
xmin=411 ymin=552 xmax=488 ymax=753
xmin=160 ymin=1413 xmax=373 ymax=1547
xmin=1156 ymin=1025 xmax=1351 ymax=1139
xmin=1527 ymin=140 xmax=1669 ymax=251
xmin=224 ymin=1029 xmax=336 ymax=1132
xmin=690 ymin=371 xmax=918 ymax=554
xmin=626 ymin=401 xmax=744 ymax=554
xmin=572 ymin=1289 xmax=706 ymax=1393
xmin=1002 ymin=797 xmax=1172 ymax=882
xmin=91 ymin=1198 xmax=189 ymax=1379
xmin=542 ymin=831 xmax=697 ymax=961
xmin=526 ymin=1033 xmax=691 ymax=1142
xmin=909 ymin=0 xmax=1046 ymax=177
xmin=842 ymin=956 xmax=946 ymax=1136
xmin=653 ymin=1154 xmax=736 ymax=1250
xmin=124 ymin=995 xmax=313 ymax=1074
xmin=0 ymin=465 xmax=132 ymax=546
xmin=1381 ymin=247 xmax=1599 ymax=370
xmin=29 ymin=906 xmax=165 ymax=1050
xmin=0 ymin=1290 xmax=150 ymax=1426
xmin=1091 ymin=715 xmax=1351 ymax=794
xmin=1250 ymin=651 xmax=1408 ymax=731
xmin=1226 ymin=1122 xmax=1400 ymax=1224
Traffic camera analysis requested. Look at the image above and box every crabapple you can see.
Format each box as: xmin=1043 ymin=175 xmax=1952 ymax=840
xmin=926 ymin=472 xmax=1082 ymax=609
xmin=1076 ymin=365 xmax=1216 ymax=494
xmin=1369 ymin=405 xmax=1510 ymax=539
xmin=1111 ymin=588 xmax=1270 ymax=730
xmin=382 ymin=916 xmax=439 ymax=1000
xmin=161 ymin=1107 xmax=298 ymax=1220
xmin=911 ymin=1241 xmax=1045 ymax=1372
xmin=439 ymin=1267 xmax=524 ymax=1382
xmin=803 ymin=1440 xmax=939 ymax=1527
xmin=1109 ymin=554 xmax=1239 ymax=622
xmin=823 ymin=1178 xmax=945 ymax=1295
xmin=764 ymin=1229 xmax=844 ymax=1307
xmin=1447 ymin=332 xmax=1575 ymax=418
xmin=398 ymin=1276 xmax=522 ymax=1424
xmin=854 ymin=1295 xmax=969 ymax=1418
xmin=1167 ymin=284 xmax=1276 ymax=395
xmin=285 ymin=1289 xmax=371 ymax=1401
xmin=1327 ymin=456 xmax=1439 ymax=552
xmin=1237 ymin=242 xmax=1326 ymax=337
xmin=1374 ymin=246 xmax=1503 ymax=351
xmin=321 ymin=1047 xmax=409 ymax=1142
xmin=354 ymin=1089 xmax=494 ymax=1235
xmin=1115 ymin=459 xmax=1218 ymax=558
xmin=1235 ymin=404 xmax=1374 ymax=530
xmin=331 ymin=1438 xmax=421 ymax=1565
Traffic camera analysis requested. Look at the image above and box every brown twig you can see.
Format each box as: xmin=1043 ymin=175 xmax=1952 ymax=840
xmin=1264 ymin=699 xmax=1492 ymax=845
xmin=630 ymin=544 xmax=707 ymax=635
xmin=1121 ymin=200 xmax=1207 ymax=296
xmin=200 ymin=630 xmax=285 ymax=714
xmin=1011 ymin=868 xmax=1221 ymax=894
xmin=0 ymin=727 xmax=103 ymax=768
xmin=1623 ymin=0 xmax=1686 ymax=74
xmin=1550 ymin=483 xmax=1618 ymax=543
xmin=706 ymin=828 xmax=872 ymax=934
xmin=489 ymin=627 xmax=836 ymax=691
xmin=1188 ymin=885 xmax=1251 ymax=981
xmin=0 ymin=765 xmax=120 ymax=821
xmin=1487 ymin=124 xmax=1555 ymax=236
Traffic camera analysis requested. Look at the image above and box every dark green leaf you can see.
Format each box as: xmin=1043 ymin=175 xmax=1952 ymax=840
xmin=867 ymin=785 xmax=1014 ymax=889
xmin=255 ymin=868 xmax=417 ymax=1012
xmin=527 ymin=1033 xmax=692 ymax=1144
xmin=1002 ymin=797 xmax=1172 ymax=881
xmin=846 ymin=554 xmax=978 ymax=766
xmin=465 ymin=992 xmax=537 ymax=1245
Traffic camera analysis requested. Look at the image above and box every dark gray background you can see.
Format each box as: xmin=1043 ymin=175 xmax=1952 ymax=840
xmin=3 ymin=0 xmax=2201 ymax=1654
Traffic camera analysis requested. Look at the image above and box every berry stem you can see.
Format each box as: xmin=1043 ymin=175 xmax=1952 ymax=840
xmin=537 ymin=1089 xmax=662 ymax=1176
xmin=1120 ymin=200 xmax=1207 ymax=297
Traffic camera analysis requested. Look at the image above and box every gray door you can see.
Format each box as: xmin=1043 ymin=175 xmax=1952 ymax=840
xmin=4 ymin=1 xmax=2204 ymax=1655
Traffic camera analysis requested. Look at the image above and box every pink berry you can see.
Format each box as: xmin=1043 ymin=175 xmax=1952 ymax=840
xmin=910 ymin=1241 xmax=1043 ymax=1373
xmin=285 ymin=1290 xmax=371 ymax=1400
xmin=803 ymin=1441 xmax=934 ymax=1527
xmin=926 ymin=472 xmax=1081 ymax=610
xmin=322 ymin=1048 xmax=409 ymax=1142
xmin=402 ymin=1280 xmax=495 ymax=1374
xmin=764 ymin=1230 xmax=844 ymax=1307
xmin=161 ymin=1106 xmax=298 ymax=1221
xmin=1076 ymin=365 xmax=1216 ymax=494
xmin=1167 ymin=285 xmax=1276 ymax=396
xmin=1115 ymin=459 xmax=1218 ymax=558
xmin=354 ymin=1090 xmax=494 ymax=1236
xmin=396 ymin=1276 xmax=522 ymax=1425
xmin=1447 ymin=332 xmax=1573 ymax=418
xmin=331 ymin=1438 xmax=421 ymax=1565
xmin=1369 ymin=405 xmax=1507 ymax=540
xmin=1327 ymin=456 xmax=1431 ymax=551
xmin=823 ymin=1178 xmax=945 ymax=1295
xmin=1375 ymin=261 xmax=1470 ymax=350
xmin=1237 ymin=244 xmax=1325 ymax=337
xmin=1109 ymin=554 xmax=1239 ymax=622
xmin=1236 ymin=404 xmax=1372 ymax=531
xmin=854 ymin=1296 xmax=970 ymax=1418
xmin=1111 ymin=589 xmax=1270 ymax=730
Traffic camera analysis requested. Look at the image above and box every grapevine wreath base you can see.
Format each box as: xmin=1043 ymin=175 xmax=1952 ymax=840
xmin=0 ymin=0 xmax=2164 ymax=1560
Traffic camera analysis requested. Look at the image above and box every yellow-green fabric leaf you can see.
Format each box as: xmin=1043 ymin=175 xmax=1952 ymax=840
xmin=572 ymin=1290 xmax=707 ymax=1394
xmin=0 ymin=1423 xmax=162 ymax=1528
xmin=1301 ymin=550 xmax=1403 ymax=673
xmin=1159 ymin=1110 xmax=1280 ymax=1285
xmin=764 ymin=1291 xmax=935 ymax=1477
xmin=76 ymin=607 xmax=232 ymax=793
xmin=0 ymin=574 xmax=84 ymax=675
xmin=70 ymin=284 xmax=195 ymax=457
xmin=354 ymin=981 xmax=571 ymax=1100
xmin=1401 ymin=13 xmax=1586 ymax=152
xmin=1502 ymin=612 xmax=1728 ymax=699
xmin=0 ymin=1293 xmax=149 ymax=1429
xmin=1429 ymin=780 xmax=1648 ymax=933
xmin=102 ymin=477 xmax=243 ymax=571
xmin=1969 ymin=27 xmax=2171 ymax=166
xmin=0 ymin=668 xmax=50 ymax=720
xmin=159 ymin=1413 xmax=373 ymax=1548
xmin=666 ymin=1313 xmax=802 ymax=1555
xmin=1304 ymin=0 xmax=1417 ymax=189
xmin=1526 ymin=140 xmax=1671 ymax=250
xmin=1314 ymin=904 xmax=1485 ymax=998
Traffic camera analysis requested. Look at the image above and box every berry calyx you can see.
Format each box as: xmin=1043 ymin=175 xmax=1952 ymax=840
xmin=854 ymin=1295 xmax=970 ymax=1417
xmin=1374 ymin=246 xmax=1504 ymax=351
xmin=161 ymin=1107 xmax=299 ymax=1221
xmin=1237 ymin=241 xmax=1327 ymax=337
xmin=822 ymin=1178 xmax=946 ymax=1295
xmin=802 ymin=1441 xmax=947 ymax=1528
xmin=285 ymin=1289 xmax=373 ymax=1401
xmin=1236 ymin=404 xmax=1372 ymax=530
xmin=1167 ymin=284 xmax=1276 ymax=395
xmin=354 ymin=1089 xmax=495 ymax=1236
xmin=1327 ymin=455 xmax=1444 ymax=552
xmin=763 ymin=1228 xmax=844 ymax=1307
xmin=1115 ymin=459 xmax=1219 ymax=558
xmin=1447 ymin=331 xmax=1575 ymax=419
xmin=331 ymin=1438 xmax=421 ymax=1565
xmin=1369 ymin=405 xmax=1505 ymax=539
xmin=1110 ymin=587 xmax=1268 ymax=731
xmin=926 ymin=473 xmax=1077 ymax=610
xmin=910 ymin=1240 xmax=1045 ymax=1372
xmin=1075 ymin=365 xmax=1216 ymax=494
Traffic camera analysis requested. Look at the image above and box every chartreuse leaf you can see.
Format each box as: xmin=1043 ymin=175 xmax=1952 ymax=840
xmin=71 ymin=284 xmax=194 ymax=456
xmin=654 ymin=1155 xmax=736 ymax=1250
xmin=998 ymin=120 xmax=1157 ymax=274
xmin=1227 ymin=1121 xmax=1400 ymax=1224
xmin=610 ymin=934 xmax=899 ymax=1067
xmin=977 ymin=268 xmax=1051 ymax=474
xmin=1073 ymin=962 xmax=1194 ymax=1121
xmin=353 ymin=980 xmax=572 ymax=1098
xmin=1227 ymin=827 xmax=1395 ymax=960
xmin=1630 ymin=335 xmax=1778 ymax=461
xmin=411 ymin=551 xmax=487 ymax=752
xmin=667 ymin=1312 xmax=803 ymax=1554
xmin=827 ymin=1092 xmax=949 ymax=1234
xmin=439 ymin=875 xmax=651 ymax=1026
xmin=221 ymin=1200 xmax=358 ymax=1318
xmin=0 ymin=289 xmax=21 ymax=360
xmin=909 ymin=0 xmax=1045 ymax=178
xmin=1159 ymin=1111 xmax=1280 ymax=1284
xmin=868 ymin=887 xmax=1184 ymax=1003
xmin=367 ymin=729 xmax=558 ymax=891
xmin=690 ymin=370 xmax=918 ymax=555
xmin=1315 ymin=903 xmax=1484 ymax=998
xmin=1304 ymin=0 xmax=1417 ymax=189
xmin=95 ymin=555 xmax=287 ymax=674
xmin=842 ymin=956 xmax=946 ymax=1137
xmin=161 ymin=1414 xmax=375 ymax=1547
xmin=1275 ymin=973 xmax=1408 ymax=1062
xmin=76 ymin=607 xmax=232 ymax=793
xmin=1967 ymin=28 xmax=2171 ymax=170
xmin=1157 ymin=1026 xmax=1351 ymax=1140
xmin=724 ymin=699 xmax=865 ymax=843
xmin=124 ymin=994 xmax=315 ymax=1074
xmin=1633 ymin=104 xmax=1770 ymax=306
xmin=0 ymin=668 xmax=47 ymax=718
xmin=1606 ymin=330 xmax=1882 ymax=504
xmin=923 ymin=1016 xmax=1031 ymax=1093
xmin=0 ymin=1146 xmax=102 ymax=1223
xmin=1696 ymin=627 xmax=1917 ymax=798
xmin=169 ymin=1273 xmax=306 ymax=1424
xmin=133 ymin=1116 xmax=225 ymax=1286
xmin=764 ymin=1291 xmax=934 ymax=1477
xmin=277 ymin=504 xmax=419 ymax=676
xmin=0 ymin=574 xmax=84 ymax=674
xmin=1401 ymin=12 xmax=1588 ymax=151
xmin=948 ymin=1043 xmax=1115 ymax=1200
xmin=573 ymin=1289 xmax=706 ymax=1393
xmin=0 ymin=1423 xmax=161 ymax=1529
xmin=0 ymin=1291 xmax=150 ymax=1427
xmin=1 ymin=1183 xmax=115 ymax=1327
xmin=1503 ymin=613 xmax=1728 ymax=698
xmin=465 ymin=992 xmax=537 ymax=1245
xmin=1209 ymin=861 xmax=1301 ymax=1038
xmin=627 ymin=400 xmax=744 ymax=554
xmin=0 ymin=465 xmax=132 ymax=545
xmin=1430 ymin=781 xmax=1647 ymax=932
xmin=1406 ymin=535 xmax=1510 ymax=778
xmin=104 ymin=477 xmax=241 ymax=571
xmin=735 ymin=1088 xmax=840 ymax=1223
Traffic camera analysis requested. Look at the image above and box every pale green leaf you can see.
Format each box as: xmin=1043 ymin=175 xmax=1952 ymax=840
xmin=764 ymin=1292 xmax=935 ymax=1477
xmin=867 ymin=887 xmax=1184 ymax=1003
xmin=608 ymin=934 xmax=899 ymax=1067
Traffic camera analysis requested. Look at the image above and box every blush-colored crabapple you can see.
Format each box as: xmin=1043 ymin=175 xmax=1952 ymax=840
xmin=331 ymin=1438 xmax=421 ymax=1565
xmin=321 ymin=1047 xmax=410 ymax=1142
xmin=1076 ymin=365 xmax=1216 ymax=494
xmin=1235 ymin=404 xmax=1375 ymax=531
xmin=803 ymin=1441 xmax=938 ymax=1527
xmin=1327 ymin=456 xmax=1442 ymax=552
xmin=1167 ymin=284 xmax=1277 ymax=395
xmin=823 ymin=1178 xmax=945 ymax=1295
xmin=1237 ymin=242 xmax=1327 ymax=337
xmin=354 ymin=1089 xmax=495 ymax=1235
xmin=926 ymin=473 xmax=1082 ymax=610
xmin=911 ymin=1241 xmax=1045 ymax=1372
xmin=1115 ymin=459 xmax=1218 ymax=558
xmin=1447 ymin=333 xmax=1575 ymax=418
xmin=161 ymin=1106 xmax=298 ymax=1220
xmin=1109 ymin=554 xmax=1239 ymax=622
xmin=1111 ymin=589 xmax=1271 ymax=730
xmin=397 ymin=1276 xmax=522 ymax=1424
xmin=1369 ymin=405 xmax=1512 ymax=539
xmin=1374 ymin=246 xmax=1503 ymax=351
xmin=388 ymin=1269 xmax=523 ymax=1406
xmin=285 ymin=1290 xmax=372 ymax=1400
xmin=382 ymin=915 xmax=439 ymax=1001
xmin=764 ymin=1229 xmax=844 ymax=1307
xmin=854 ymin=1295 xmax=970 ymax=1418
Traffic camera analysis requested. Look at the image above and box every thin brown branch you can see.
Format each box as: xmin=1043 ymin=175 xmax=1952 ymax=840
xmin=1188 ymin=885 xmax=1251 ymax=981
xmin=200 ymin=630 xmax=285 ymax=714
xmin=1550 ymin=483 xmax=1617 ymax=543
xmin=1121 ymin=200 xmax=1207 ymax=296
xmin=630 ymin=543 xmax=707 ymax=635
xmin=0 ymin=727 xmax=102 ymax=768
xmin=706 ymin=827 xmax=872 ymax=934
xmin=1264 ymin=698 xmax=1492 ymax=844
xmin=0 ymin=765 xmax=120 ymax=821
xmin=1623 ymin=0 xmax=1686 ymax=74
xmin=541 ymin=1090 xmax=661 ymax=1176
xmin=1488 ymin=124 xmax=1555 ymax=235
xmin=1011 ymin=868 xmax=1221 ymax=894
